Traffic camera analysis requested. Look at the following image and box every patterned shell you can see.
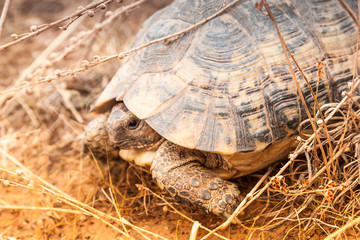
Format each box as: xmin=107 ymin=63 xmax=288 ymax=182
xmin=94 ymin=0 xmax=358 ymax=154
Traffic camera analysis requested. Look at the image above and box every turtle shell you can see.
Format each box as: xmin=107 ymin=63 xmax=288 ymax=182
xmin=94 ymin=0 xmax=358 ymax=155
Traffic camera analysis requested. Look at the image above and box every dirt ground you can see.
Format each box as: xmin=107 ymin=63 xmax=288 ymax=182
xmin=0 ymin=0 xmax=360 ymax=239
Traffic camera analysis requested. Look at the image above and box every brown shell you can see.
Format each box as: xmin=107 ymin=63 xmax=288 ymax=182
xmin=94 ymin=0 xmax=358 ymax=154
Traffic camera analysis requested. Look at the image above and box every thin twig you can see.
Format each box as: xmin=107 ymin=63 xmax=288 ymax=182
xmin=0 ymin=163 xmax=168 ymax=240
xmin=140 ymin=185 xmax=230 ymax=240
xmin=338 ymin=0 xmax=360 ymax=29
xmin=47 ymin=189 xmax=134 ymax=239
xmin=0 ymin=147 xmax=71 ymax=198
xmin=0 ymin=205 xmax=85 ymax=215
xmin=0 ymin=0 xmax=10 ymax=38
xmin=0 ymin=14 xmax=84 ymax=115
xmin=0 ymin=0 xmax=112 ymax=51
xmin=201 ymin=165 xmax=275 ymax=239
xmin=0 ymin=0 xmax=246 ymax=96
xmin=203 ymin=0 xmax=360 ymax=235
xmin=190 ymin=221 xmax=201 ymax=240
xmin=263 ymin=0 xmax=332 ymax=178
xmin=324 ymin=216 xmax=360 ymax=240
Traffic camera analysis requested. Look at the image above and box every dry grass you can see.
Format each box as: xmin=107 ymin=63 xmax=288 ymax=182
xmin=0 ymin=0 xmax=360 ymax=239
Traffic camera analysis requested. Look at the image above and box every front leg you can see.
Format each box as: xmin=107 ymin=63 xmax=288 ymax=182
xmin=151 ymin=141 xmax=240 ymax=218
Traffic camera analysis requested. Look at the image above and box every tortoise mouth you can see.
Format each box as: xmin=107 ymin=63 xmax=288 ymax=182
xmin=112 ymin=137 xmax=165 ymax=151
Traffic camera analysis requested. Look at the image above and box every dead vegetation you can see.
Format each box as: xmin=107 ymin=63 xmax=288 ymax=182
xmin=0 ymin=0 xmax=359 ymax=239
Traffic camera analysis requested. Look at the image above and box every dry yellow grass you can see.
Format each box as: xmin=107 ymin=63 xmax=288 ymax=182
xmin=0 ymin=0 xmax=359 ymax=239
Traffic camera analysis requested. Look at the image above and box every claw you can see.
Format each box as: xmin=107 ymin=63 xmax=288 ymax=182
xmin=151 ymin=141 xmax=241 ymax=218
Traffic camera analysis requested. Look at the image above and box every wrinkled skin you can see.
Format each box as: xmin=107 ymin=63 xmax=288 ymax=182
xmin=106 ymin=103 xmax=164 ymax=150
xmin=84 ymin=103 xmax=241 ymax=218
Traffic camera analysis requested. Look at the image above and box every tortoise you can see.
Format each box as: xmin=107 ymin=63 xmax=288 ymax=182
xmin=84 ymin=0 xmax=359 ymax=218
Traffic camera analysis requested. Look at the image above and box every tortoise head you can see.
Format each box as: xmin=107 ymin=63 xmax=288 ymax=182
xmin=106 ymin=102 xmax=163 ymax=150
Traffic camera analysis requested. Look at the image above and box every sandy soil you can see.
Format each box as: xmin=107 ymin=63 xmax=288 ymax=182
xmin=0 ymin=0 xmax=359 ymax=239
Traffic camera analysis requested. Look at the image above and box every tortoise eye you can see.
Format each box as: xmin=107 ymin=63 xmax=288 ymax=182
xmin=127 ymin=119 xmax=140 ymax=130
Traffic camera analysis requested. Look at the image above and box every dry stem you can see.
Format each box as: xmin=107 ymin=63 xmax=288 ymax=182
xmin=0 ymin=0 xmax=10 ymax=37
xmin=0 ymin=0 xmax=245 ymax=96
xmin=0 ymin=0 xmax=112 ymax=51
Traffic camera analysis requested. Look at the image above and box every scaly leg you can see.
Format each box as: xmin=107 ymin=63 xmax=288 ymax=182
xmin=151 ymin=141 xmax=241 ymax=218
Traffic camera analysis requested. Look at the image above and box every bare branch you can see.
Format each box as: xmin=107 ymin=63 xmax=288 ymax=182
xmin=0 ymin=0 xmax=245 ymax=96
xmin=0 ymin=0 xmax=113 ymax=51
xmin=0 ymin=0 xmax=11 ymax=38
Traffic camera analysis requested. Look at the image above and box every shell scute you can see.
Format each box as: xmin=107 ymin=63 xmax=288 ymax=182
xmin=146 ymin=87 xmax=208 ymax=149
xmin=94 ymin=0 xmax=359 ymax=155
